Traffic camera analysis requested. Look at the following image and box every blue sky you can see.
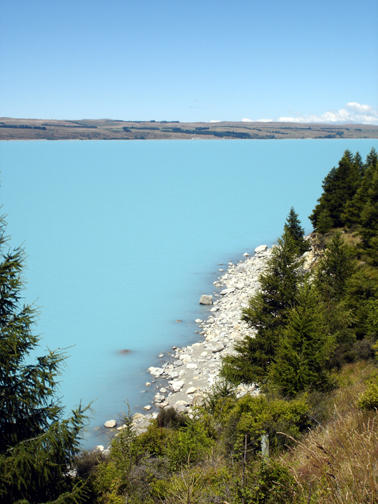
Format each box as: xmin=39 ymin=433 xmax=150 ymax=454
xmin=1 ymin=0 xmax=377 ymax=122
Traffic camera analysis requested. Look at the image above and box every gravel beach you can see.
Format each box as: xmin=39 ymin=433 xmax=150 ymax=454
xmin=130 ymin=244 xmax=273 ymax=434
xmin=100 ymin=241 xmax=315 ymax=444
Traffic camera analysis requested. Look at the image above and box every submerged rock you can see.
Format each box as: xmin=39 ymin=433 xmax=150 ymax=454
xmin=118 ymin=348 xmax=131 ymax=355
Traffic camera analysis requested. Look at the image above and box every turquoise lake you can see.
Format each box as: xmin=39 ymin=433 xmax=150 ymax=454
xmin=1 ymin=139 xmax=377 ymax=446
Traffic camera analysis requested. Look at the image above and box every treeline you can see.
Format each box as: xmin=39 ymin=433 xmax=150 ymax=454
xmin=0 ymin=123 xmax=47 ymax=130
xmin=310 ymin=148 xmax=377 ymax=263
xmin=0 ymin=149 xmax=376 ymax=503
xmin=161 ymin=127 xmax=257 ymax=138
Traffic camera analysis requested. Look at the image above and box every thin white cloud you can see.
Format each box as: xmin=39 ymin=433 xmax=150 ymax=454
xmin=346 ymin=102 xmax=371 ymax=112
xmin=209 ymin=119 xmax=221 ymax=123
xmin=242 ymin=117 xmax=273 ymax=122
xmin=277 ymin=102 xmax=378 ymax=125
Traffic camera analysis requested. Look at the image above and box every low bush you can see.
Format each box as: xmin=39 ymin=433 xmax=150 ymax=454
xmin=165 ymin=419 xmax=214 ymax=470
xmin=156 ymin=406 xmax=188 ymax=429
xmin=224 ymin=394 xmax=312 ymax=458
xmin=160 ymin=463 xmax=235 ymax=504
xmin=238 ymin=459 xmax=299 ymax=504
xmin=75 ymin=450 xmax=103 ymax=479
xmin=135 ymin=424 xmax=173 ymax=457
xmin=357 ymin=380 xmax=378 ymax=410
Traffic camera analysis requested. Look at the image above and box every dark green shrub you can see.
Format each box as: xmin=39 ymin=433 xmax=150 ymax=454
xmin=75 ymin=450 xmax=103 ymax=479
xmin=156 ymin=407 xmax=188 ymax=429
xmin=165 ymin=419 xmax=214 ymax=470
xmin=135 ymin=424 xmax=173 ymax=457
xmin=202 ymin=379 xmax=236 ymax=415
xmin=224 ymin=395 xmax=311 ymax=458
xmin=238 ymin=459 xmax=299 ymax=504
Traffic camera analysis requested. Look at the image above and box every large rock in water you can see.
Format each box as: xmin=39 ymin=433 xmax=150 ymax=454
xmin=148 ymin=366 xmax=163 ymax=377
xmin=199 ymin=294 xmax=213 ymax=305
xmin=104 ymin=419 xmax=117 ymax=428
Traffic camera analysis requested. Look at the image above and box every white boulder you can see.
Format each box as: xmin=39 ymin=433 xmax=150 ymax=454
xmin=209 ymin=342 xmax=225 ymax=353
xmin=186 ymin=363 xmax=198 ymax=369
xmin=148 ymin=366 xmax=163 ymax=377
xmin=171 ymin=380 xmax=184 ymax=392
xmin=104 ymin=419 xmax=117 ymax=429
xmin=254 ymin=244 xmax=268 ymax=254
xmin=199 ymin=294 xmax=213 ymax=305
xmin=175 ymin=400 xmax=189 ymax=412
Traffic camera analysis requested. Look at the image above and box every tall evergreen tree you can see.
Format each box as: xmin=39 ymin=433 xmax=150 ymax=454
xmin=283 ymin=207 xmax=310 ymax=255
xmin=314 ymin=233 xmax=357 ymax=368
xmin=0 ymin=218 xmax=89 ymax=504
xmin=359 ymin=161 xmax=378 ymax=265
xmin=221 ymin=228 xmax=305 ymax=386
xmin=310 ymin=150 xmax=362 ymax=232
xmin=345 ymin=266 xmax=378 ymax=342
xmin=315 ymin=232 xmax=355 ymax=303
xmin=343 ymin=148 xmax=377 ymax=228
xmin=268 ymin=283 xmax=334 ymax=397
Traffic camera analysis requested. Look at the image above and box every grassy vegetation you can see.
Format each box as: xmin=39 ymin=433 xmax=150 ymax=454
xmin=280 ymin=361 xmax=377 ymax=504
xmin=77 ymin=361 xmax=376 ymax=503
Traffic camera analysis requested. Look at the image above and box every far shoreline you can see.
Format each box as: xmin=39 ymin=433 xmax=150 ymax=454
xmin=1 ymin=118 xmax=377 ymax=141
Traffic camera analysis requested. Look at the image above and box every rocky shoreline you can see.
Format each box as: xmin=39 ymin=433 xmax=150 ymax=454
xmin=129 ymin=244 xmax=273 ymax=435
xmin=98 ymin=244 xmax=271 ymax=446
xmin=99 ymin=240 xmax=316 ymax=448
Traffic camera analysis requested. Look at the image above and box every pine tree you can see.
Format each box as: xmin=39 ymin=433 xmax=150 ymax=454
xmin=345 ymin=266 xmax=378 ymax=342
xmin=365 ymin=147 xmax=378 ymax=169
xmin=343 ymin=148 xmax=377 ymax=228
xmin=359 ymin=160 xmax=378 ymax=265
xmin=268 ymin=283 xmax=334 ymax=398
xmin=221 ymin=228 xmax=305 ymax=386
xmin=315 ymin=232 xmax=355 ymax=303
xmin=283 ymin=207 xmax=310 ymax=255
xmin=0 ymin=218 xmax=89 ymax=504
xmin=314 ymin=233 xmax=358 ymax=368
xmin=310 ymin=150 xmax=362 ymax=232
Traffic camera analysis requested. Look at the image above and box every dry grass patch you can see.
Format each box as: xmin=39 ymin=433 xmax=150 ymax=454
xmin=280 ymin=361 xmax=377 ymax=503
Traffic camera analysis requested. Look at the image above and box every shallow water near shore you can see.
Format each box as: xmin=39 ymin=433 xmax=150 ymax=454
xmin=1 ymin=139 xmax=377 ymax=447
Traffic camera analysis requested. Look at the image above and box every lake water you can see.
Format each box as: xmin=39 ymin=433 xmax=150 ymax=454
xmin=1 ymin=139 xmax=377 ymax=446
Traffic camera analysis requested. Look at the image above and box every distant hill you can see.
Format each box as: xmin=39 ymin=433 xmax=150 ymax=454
xmin=0 ymin=117 xmax=377 ymax=140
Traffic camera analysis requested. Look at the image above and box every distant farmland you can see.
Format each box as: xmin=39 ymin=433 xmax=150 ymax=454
xmin=1 ymin=117 xmax=377 ymax=140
